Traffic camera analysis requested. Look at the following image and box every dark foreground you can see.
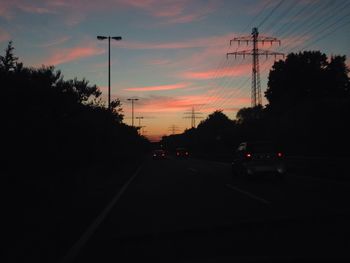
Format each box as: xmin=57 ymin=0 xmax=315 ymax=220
xmin=58 ymin=156 xmax=350 ymax=263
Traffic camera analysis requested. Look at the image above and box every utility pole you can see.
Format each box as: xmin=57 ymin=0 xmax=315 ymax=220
xmin=97 ymin=35 xmax=122 ymax=109
xmin=227 ymin=27 xmax=284 ymax=107
xmin=127 ymin=98 xmax=139 ymax=127
xmin=183 ymin=106 xmax=203 ymax=128
xmin=168 ymin=125 xmax=180 ymax=135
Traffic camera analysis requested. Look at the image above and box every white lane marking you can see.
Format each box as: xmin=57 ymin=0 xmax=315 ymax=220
xmin=60 ymin=162 xmax=146 ymax=263
xmin=188 ymin=168 xmax=198 ymax=173
xmin=226 ymin=184 xmax=271 ymax=205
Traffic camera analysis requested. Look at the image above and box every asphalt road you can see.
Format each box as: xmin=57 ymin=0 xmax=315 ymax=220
xmin=68 ymin=156 xmax=350 ymax=263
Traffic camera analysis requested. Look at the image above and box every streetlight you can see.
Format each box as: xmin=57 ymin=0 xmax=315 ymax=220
xmin=97 ymin=35 xmax=122 ymax=109
xmin=127 ymin=98 xmax=139 ymax=127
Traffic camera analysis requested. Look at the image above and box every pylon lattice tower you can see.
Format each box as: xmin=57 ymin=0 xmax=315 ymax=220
xmin=183 ymin=107 xmax=203 ymax=128
xmin=227 ymin=27 xmax=284 ymax=107
xmin=168 ymin=125 xmax=180 ymax=135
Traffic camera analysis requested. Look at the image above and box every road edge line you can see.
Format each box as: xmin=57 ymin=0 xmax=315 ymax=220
xmin=60 ymin=161 xmax=146 ymax=263
xmin=226 ymin=184 xmax=271 ymax=205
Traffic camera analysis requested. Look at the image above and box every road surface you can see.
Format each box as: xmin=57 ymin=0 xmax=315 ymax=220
xmin=67 ymin=156 xmax=350 ymax=262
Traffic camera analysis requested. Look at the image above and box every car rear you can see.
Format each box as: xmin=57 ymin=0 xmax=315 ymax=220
xmin=152 ymin=150 xmax=166 ymax=160
xmin=234 ymin=142 xmax=286 ymax=176
xmin=176 ymin=148 xmax=189 ymax=158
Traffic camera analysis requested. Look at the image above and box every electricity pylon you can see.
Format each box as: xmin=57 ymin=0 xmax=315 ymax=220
xmin=227 ymin=27 xmax=284 ymax=107
xmin=168 ymin=125 xmax=180 ymax=135
xmin=183 ymin=106 xmax=203 ymax=128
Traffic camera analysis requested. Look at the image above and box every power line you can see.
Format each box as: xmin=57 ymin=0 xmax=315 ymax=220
xmin=242 ymin=0 xmax=274 ymax=33
xmin=258 ymin=0 xmax=285 ymax=28
xmin=199 ymin=0 xmax=349 ymax=116
xmin=212 ymin=0 xmax=350 ymax=113
xmin=168 ymin=125 xmax=180 ymax=135
xmin=197 ymin=0 xmax=281 ymax=113
xmin=197 ymin=0 xmax=283 ymax=113
xmin=227 ymin=27 xmax=284 ymax=107
xmin=262 ymin=0 xmax=301 ymax=34
xmin=300 ymin=15 xmax=350 ymax=51
xmin=183 ymin=106 xmax=203 ymax=128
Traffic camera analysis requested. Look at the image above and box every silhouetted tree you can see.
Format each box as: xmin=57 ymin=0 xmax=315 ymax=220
xmin=266 ymin=51 xmax=349 ymax=114
xmin=1 ymin=41 xmax=148 ymax=175
xmin=194 ymin=110 xmax=237 ymax=153
xmin=326 ymin=55 xmax=350 ymax=97
xmin=236 ymin=105 xmax=264 ymax=124
xmin=265 ymin=51 xmax=350 ymax=154
xmin=0 ymin=41 xmax=19 ymax=72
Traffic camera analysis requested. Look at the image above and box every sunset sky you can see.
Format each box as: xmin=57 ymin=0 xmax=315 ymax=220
xmin=1 ymin=0 xmax=349 ymax=141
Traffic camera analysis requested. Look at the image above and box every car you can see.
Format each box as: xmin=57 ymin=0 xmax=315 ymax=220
xmin=152 ymin=149 xmax=167 ymax=160
xmin=175 ymin=147 xmax=190 ymax=158
xmin=232 ymin=141 xmax=286 ymax=178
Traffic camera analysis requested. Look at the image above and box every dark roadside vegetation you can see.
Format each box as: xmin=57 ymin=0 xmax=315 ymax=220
xmin=162 ymin=50 xmax=350 ymax=179
xmin=2 ymin=42 xmax=150 ymax=263
xmin=2 ymin=40 xmax=350 ymax=262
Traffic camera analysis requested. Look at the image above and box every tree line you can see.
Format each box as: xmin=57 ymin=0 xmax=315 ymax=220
xmin=1 ymin=41 xmax=149 ymax=176
xmin=162 ymin=51 xmax=350 ymax=157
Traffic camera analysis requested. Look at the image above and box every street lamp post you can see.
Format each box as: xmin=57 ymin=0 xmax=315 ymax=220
xmin=97 ymin=35 xmax=122 ymax=109
xmin=127 ymin=98 xmax=139 ymax=127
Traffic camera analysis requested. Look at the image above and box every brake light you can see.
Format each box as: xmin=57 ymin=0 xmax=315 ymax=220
xmin=245 ymin=153 xmax=252 ymax=158
xmin=277 ymin=152 xmax=283 ymax=158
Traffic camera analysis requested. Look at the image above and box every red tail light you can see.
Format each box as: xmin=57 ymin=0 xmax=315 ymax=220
xmin=185 ymin=152 xmax=189 ymax=155
xmin=245 ymin=153 xmax=252 ymax=158
xmin=277 ymin=152 xmax=283 ymax=158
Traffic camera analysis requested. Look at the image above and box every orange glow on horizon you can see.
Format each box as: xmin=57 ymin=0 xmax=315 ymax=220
xmin=124 ymin=82 xmax=190 ymax=92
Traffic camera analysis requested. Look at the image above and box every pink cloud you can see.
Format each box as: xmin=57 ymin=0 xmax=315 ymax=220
xmin=0 ymin=0 xmax=217 ymax=25
xmin=137 ymin=96 xmax=206 ymax=113
xmin=132 ymin=93 xmax=223 ymax=113
xmin=134 ymin=93 xmax=251 ymax=114
xmin=118 ymin=33 xmax=234 ymax=50
xmin=0 ymin=1 xmax=56 ymax=19
xmin=117 ymin=33 xmax=239 ymax=75
xmin=17 ymin=4 xmax=54 ymax=14
xmin=0 ymin=1 xmax=19 ymax=19
xmin=124 ymin=82 xmax=190 ymax=92
xmin=43 ymin=45 xmax=105 ymax=66
xmin=181 ymin=64 xmax=251 ymax=80
xmin=154 ymin=8 xmax=183 ymax=18
xmin=39 ymin=36 xmax=71 ymax=48
xmin=0 ymin=0 xmax=218 ymax=34
xmin=120 ymin=0 xmax=217 ymax=24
